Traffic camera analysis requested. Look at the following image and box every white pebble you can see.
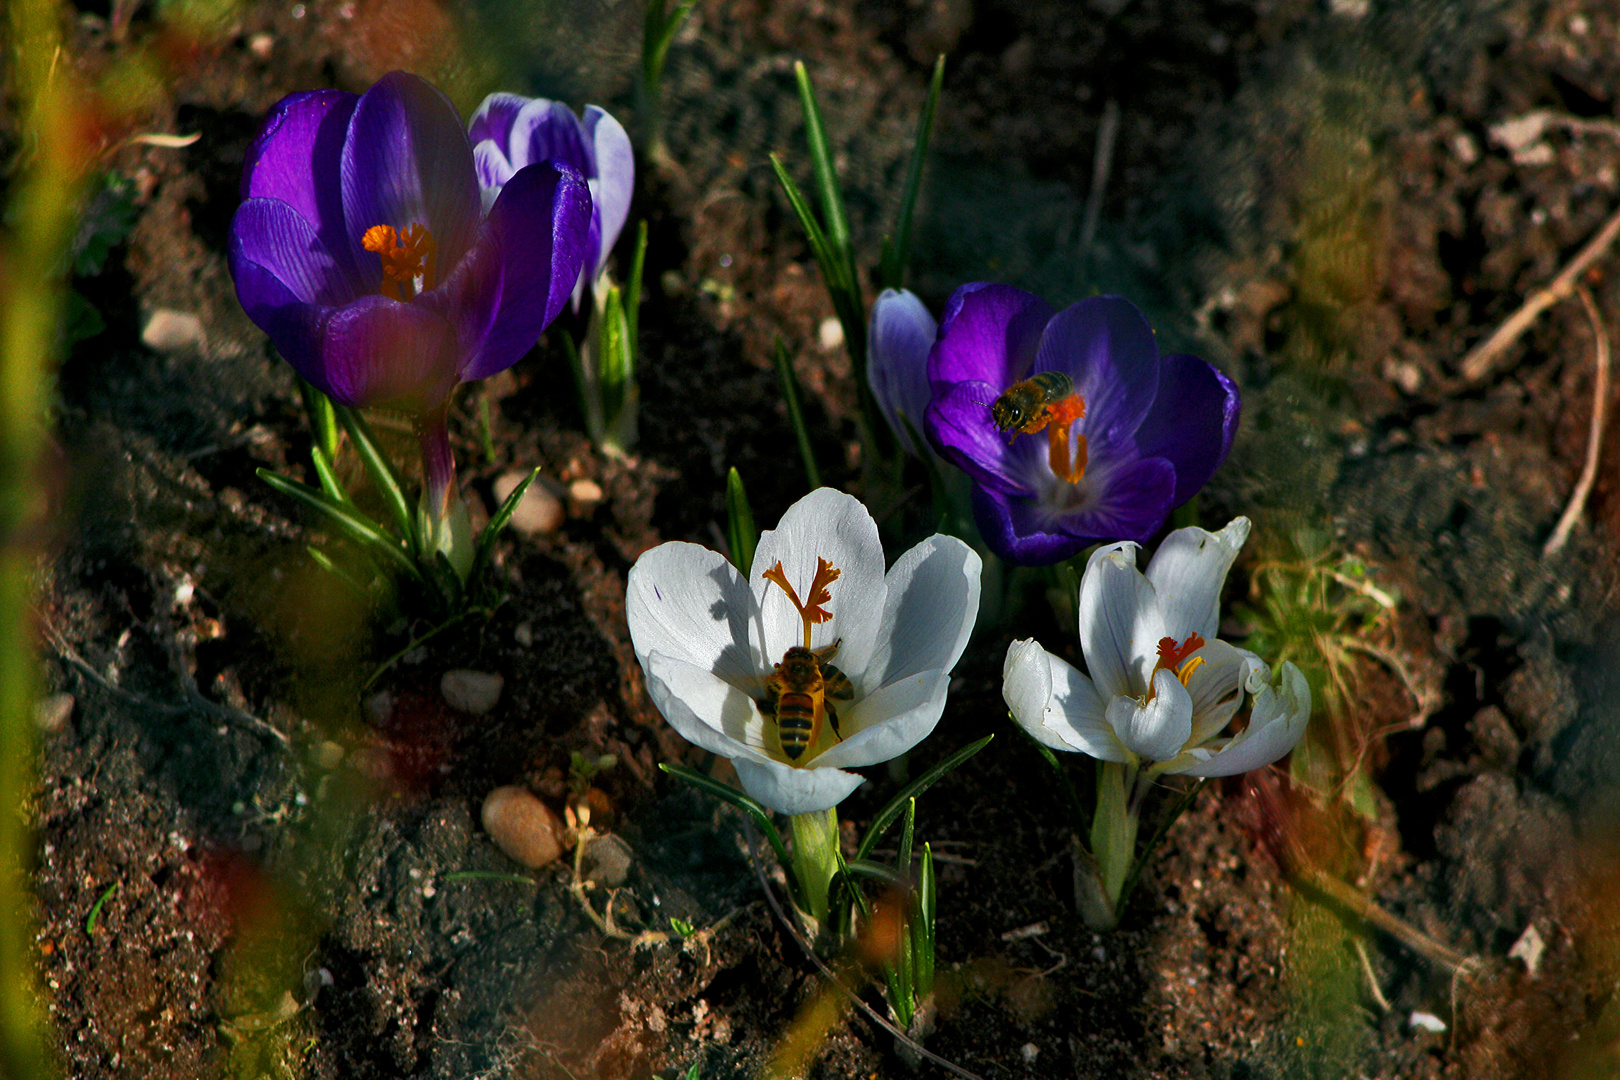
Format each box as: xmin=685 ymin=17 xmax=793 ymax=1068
xmin=481 ymin=786 xmax=565 ymax=869
xmin=1409 ymin=1011 xmax=1447 ymax=1034
xmin=34 ymin=693 xmax=74 ymax=733
xmin=441 ymin=669 xmax=503 ymax=715
xmin=818 ymin=317 xmax=844 ymax=350
xmin=141 ymin=309 xmax=204 ymax=353
xmin=567 ymin=479 xmax=603 ymax=517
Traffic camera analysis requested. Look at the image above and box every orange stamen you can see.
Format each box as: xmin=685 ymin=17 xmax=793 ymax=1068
xmin=1156 ymin=633 xmax=1205 ymax=671
xmin=1018 ymin=393 xmax=1086 ymax=484
xmin=762 ymin=557 xmax=841 ymax=648
xmin=362 ymin=223 xmax=437 ymax=301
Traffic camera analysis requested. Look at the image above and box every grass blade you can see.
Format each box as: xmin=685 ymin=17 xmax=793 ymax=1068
xmin=334 ymin=405 xmax=418 ymax=558
xmin=660 ymin=763 xmax=791 ymax=871
xmin=792 ymin=61 xmax=851 ymax=265
xmin=469 ymin=465 xmax=541 ymax=583
xmin=257 ymin=467 xmax=422 ymax=581
xmin=855 ymin=734 xmax=992 ymax=862
xmin=773 ymin=338 xmax=822 ymax=490
xmin=769 ymin=153 xmax=841 ymax=287
xmin=880 ymin=54 xmax=945 ymax=290
xmin=297 ymin=376 xmax=341 ymax=465
xmin=725 ymin=467 xmax=757 ymax=575
xmin=626 ymin=219 xmax=649 ymax=345
xmin=307 ymin=442 xmax=351 ymax=505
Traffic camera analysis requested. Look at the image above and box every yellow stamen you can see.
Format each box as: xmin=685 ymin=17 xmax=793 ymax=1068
xmin=1043 ymin=395 xmax=1087 ymax=484
xmin=362 ymin=223 xmax=436 ymax=301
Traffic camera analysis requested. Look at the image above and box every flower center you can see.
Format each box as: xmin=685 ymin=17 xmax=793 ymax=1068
xmin=1149 ymin=632 xmax=1206 ymax=696
xmin=761 ymin=557 xmax=840 ymax=648
xmin=362 ymin=223 xmax=436 ymax=302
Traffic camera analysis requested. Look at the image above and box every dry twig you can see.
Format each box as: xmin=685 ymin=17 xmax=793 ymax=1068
xmin=1459 ymin=202 xmax=1620 ymax=382
xmin=1543 ymin=285 xmax=1611 ymax=556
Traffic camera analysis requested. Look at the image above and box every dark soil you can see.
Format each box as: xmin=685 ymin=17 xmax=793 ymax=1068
xmin=22 ymin=0 xmax=1620 ymax=1077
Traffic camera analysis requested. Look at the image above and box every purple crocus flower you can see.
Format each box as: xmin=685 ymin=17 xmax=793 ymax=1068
xmin=228 ymin=71 xmax=592 ymax=519
xmin=468 ymin=94 xmax=633 ymax=308
xmin=924 ymin=284 xmax=1239 ymax=565
xmin=866 ymin=288 xmax=938 ymax=457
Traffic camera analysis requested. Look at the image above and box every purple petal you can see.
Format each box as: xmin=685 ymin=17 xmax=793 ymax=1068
xmin=319 ymin=295 xmax=460 ymax=413
xmin=867 ymin=288 xmax=937 ymax=455
xmin=1133 ymin=353 xmax=1241 ymax=504
xmin=1037 ymin=296 xmax=1160 ymax=454
xmin=926 ymin=382 xmax=1041 ymax=496
xmin=970 ymin=486 xmax=1094 ymax=564
xmin=458 ymin=159 xmax=592 ymax=381
xmin=583 ymin=105 xmax=634 ymax=274
xmin=227 ymin=239 xmax=329 ymax=393
xmin=508 ymin=98 xmax=590 ymax=172
xmin=229 ymin=198 xmax=350 ymax=307
xmin=467 ymin=92 xmax=529 ymax=149
xmin=1055 ymin=455 xmax=1179 ymax=545
xmin=340 ymin=72 xmax=481 ymax=277
xmin=472 ymin=140 xmax=516 ymax=200
xmin=927 ymin=283 xmax=1054 ymax=394
xmin=240 ymin=89 xmax=364 ymax=294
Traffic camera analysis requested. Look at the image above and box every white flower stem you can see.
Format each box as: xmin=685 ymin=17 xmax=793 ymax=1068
xmin=789 ymin=808 xmax=841 ymax=929
xmin=1089 ymin=760 xmax=1140 ymax=925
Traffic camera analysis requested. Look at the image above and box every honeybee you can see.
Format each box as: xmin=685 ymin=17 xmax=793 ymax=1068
xmin=762 ymin=638 xmax=856 ymax=761
xmin=990 ymin=371 xmax=1081 ymax=436
xmin=989 ymin=371 xmax=1089 ymax=483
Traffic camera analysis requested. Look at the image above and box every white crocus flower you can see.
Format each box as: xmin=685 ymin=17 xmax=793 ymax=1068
xmin=1003 ymin=516 xmax=1310 ymax=777
xmin=627 ymin=488 xmax=982 ymax=815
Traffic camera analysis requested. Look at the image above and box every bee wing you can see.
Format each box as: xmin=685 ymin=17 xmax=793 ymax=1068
xmin=820 ymin=662 xmax=855 ymax=700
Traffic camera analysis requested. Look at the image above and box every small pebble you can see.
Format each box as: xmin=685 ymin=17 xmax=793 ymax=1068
xmin=314 ymin=740 xmax=344 ymax=770
xmin=584 ymin=832 xmax=633 ymax=887
xmin=1409 ymin=1011 xmax=1447 ymax=1034
xmin=34 ymin=693 xmax=74 ymax=733
xmin=567 ymin=479 xmax=603 ymax=517
xmin=514 ymin=622 xmax=533 ymax=647
xmin=141 ymin=308 xmax=204 ymax=353
xmin=363 ymin=691 xmax=394 ymax=726
xmin=441 ymin=669 xmax=504 ymax=715
xmin=1509 ymin=923 xmax=1545 ymax=976
xmin=248 ymin=31 xmax=274 ymax=59
xmin=481 ymin=786 xmax=565 ymax=869
xmin=492 ymin=471 xmax=563 ymax=536
xmin=1020 ymin=1043 xmax=1040 ymax=1065
xmin=817 ymin=316 xmax=844 ymax=351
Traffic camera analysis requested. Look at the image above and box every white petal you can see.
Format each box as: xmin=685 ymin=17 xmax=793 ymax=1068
xmin=733 ymin=758 xmax=866 ymax=815
xmin=583 ymin=105 xmax=634 ymax=271
xmin=1106 ymin=669 xmax=1192 ymax=762
xmin=813 ymin=670 xmax=950 ymax=769
xmin=864 ymin=535 xmax=981 ymax=689
xmin=1174 ymin=661 xmax=1312 ymax=777
xmin=1004 ymin=640 xmax=1124 ymax=760
xmin=1077 ymin=542 xmax=1165 ymax=699
xmin=626 ymin=541 xmax=765 ymax=685
xmin=1143 ymin=516 xmax=1249 ymax=643
xmin=1183 ymin=638 xmax=1247 ymax=748
xmin=751 ymin=488 xmax=887 ymax=680
xmin=642 ymin=652 xmax=773 ymax=763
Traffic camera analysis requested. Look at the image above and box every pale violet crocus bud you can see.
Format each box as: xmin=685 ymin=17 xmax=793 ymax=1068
xmin=468 ymin=94 xmax=633 ymax=308
xmin=866 ymin=288 xmax=938 ymax=456
xmin=626 ymin=488 xmax=982 ymax=815
xmin=1003 ymin=516 xmax=1311 ymax=777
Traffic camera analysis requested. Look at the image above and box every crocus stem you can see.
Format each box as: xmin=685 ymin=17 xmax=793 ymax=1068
xmin=1090 ymin=759 xmax=1140 ymax=924
xmin=789 ymin=808 xmax=841 ymax=929
xmin=416 ymin=403 xmax=457 ymax=523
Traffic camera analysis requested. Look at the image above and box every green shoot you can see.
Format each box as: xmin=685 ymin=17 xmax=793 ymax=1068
xmin=855 ymin=735 xmax=991 ymax=862
xmin=879 ymin=55 xmax=945 ymax=291
xmin=725 ymin=467 xmax=757 ymax=575
xmin=773 ymin=338 xmax=822 ymax=490
xmin=641 ymin=0 xmax=699 ymax=159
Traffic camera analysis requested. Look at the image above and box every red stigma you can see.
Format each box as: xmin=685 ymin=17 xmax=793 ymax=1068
xmin=1156 ymin=632 xmax=1205 ymax=670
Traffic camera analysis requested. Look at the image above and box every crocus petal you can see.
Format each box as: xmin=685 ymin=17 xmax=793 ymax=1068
xmin=318 ymin=295 xmax=460 ymax=412
xmin=732 ymin=758 xmax=866 ymax=815
xmin=863 ymin=534 xmax=980 ymax=689
xmin=472 ymin=141 xmax=516 ymax=205
xmin=1175 ymin=661 xmax=1310 ymax=777
xmin=508 ymin=98 xmax=591 ymax=171
xmin=1077 ymin=543 xmax=1166 ymax=700
xmin=1003 ymin=640 xmax=1123 ymax=759
xmin=240 ymin=89 xmax=364 ymax=294
xmin=467 ymin=92 xmax=529 ymax=150
xmin=643 ymin=652 xmax=773 ymax=762
xmin=341 ymin=72 xmax=481 ymax=274
xmin=1106 ymin=668 xmax=1192 ymax=762
xmin=227 ymin=243 xmax=327 ymax=392
xmin=972 ymin=486 xmax=1097 ymax=565
xmin=812 ymin=670 xmax=950 ymax=769
xmin=926 ymin=382 xmax=1042 ymax=496
xmin=626 ymin=541 xmax=766 ymax=686
xmin=458 ymin=159 xmax=592 ymax=380
xmin=1182 ymin=638 xmax=1247 ymax=747
xmin=229 ymin=198 xmax=349 ymax=308
xmin=583 ymin=105 xmax=634 ymax=274
xmin=927 ymin=282 xmax=1054 ymax=393
xmin=867 ymin=288 xmax=938 ymax=455
xmin=1144 ymin=516 xmax=1250 ymax=644
xmin=1036 ymin=296 xmax=1161 ymax=453
xmin=1045 ymin=454 xmax=1179 ymax=547
xmin=1132 ymin=353 xmax=1241 ymax=504
xmin=750 ymin=489 xmax=886 ymax=680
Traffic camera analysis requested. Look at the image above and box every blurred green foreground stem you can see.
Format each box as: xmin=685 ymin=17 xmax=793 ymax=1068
xmin=2 ymin=0 xmax=86 ymax=1073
